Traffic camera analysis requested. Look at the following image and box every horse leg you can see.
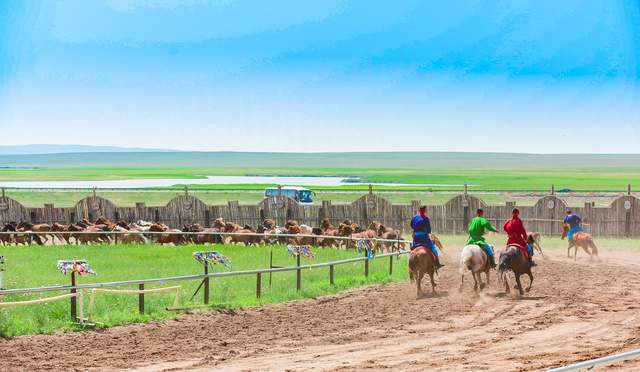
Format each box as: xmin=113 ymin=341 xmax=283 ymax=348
xmin=459 ymin=274 xmax=465 ymax=293
xmin=526 ymin=270 xmax=533 ymax=292
xmin=486 ymin=269 xmax=490 ymax=286
xmin=472 ymin=272 xmax=479 ymax=292
xmin=415 ymin=270 xmax=423 ymax=298
xmin=574 ymin=244 xmax=578 ymax=261
xmin=584 ymin=244 xmax=593 ymax=261
xmin=478 ymin=270 xmax=486 ymax=291
xmin=429 ymin=271 xmax=436 ymax=295
xmin=477 ymin=272 xmax=486 ymax=291
xmin=590 ymin=241 xmax=600 ymax=261
xmin=567 ymin=243 xmax=572 ymax=258
xmin=515 ymin=273 xmax=524 ymax=296
xmin=504 ymin=275 xmax=510 ymax=294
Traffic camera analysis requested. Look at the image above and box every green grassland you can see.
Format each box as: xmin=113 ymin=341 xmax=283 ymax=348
xmin=0 ymin=167 xmax=638 ymax=191
xmin=0 ymin=243 xmax=408 ymax=337
xmin=0 ymin=152 xmax=640 ymax=191
xmin=0 ymin=152 xmax=638 ymax=208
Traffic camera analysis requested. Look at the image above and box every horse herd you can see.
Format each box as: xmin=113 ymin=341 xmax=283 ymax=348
xmin=0 ymin=217 xmax=405 ymax=251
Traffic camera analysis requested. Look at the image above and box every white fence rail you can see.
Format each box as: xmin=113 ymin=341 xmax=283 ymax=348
xmin=549 ymin=348 xmax=640 ymax=371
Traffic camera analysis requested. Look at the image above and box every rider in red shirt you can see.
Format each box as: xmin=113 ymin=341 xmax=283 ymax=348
xmin=503 ymin=208 xmax=536 ymax=267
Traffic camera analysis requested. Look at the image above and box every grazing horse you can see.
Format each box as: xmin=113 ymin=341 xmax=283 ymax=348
xmin=459 ymin=245 xmax=491 ymax=292
xmin=408 ymin=234 xmax=445 ymax=298
xmin=498 ymin=246 xmax=533 ymax=296
xmin=562 ymin=224 xmax=599 ymax=261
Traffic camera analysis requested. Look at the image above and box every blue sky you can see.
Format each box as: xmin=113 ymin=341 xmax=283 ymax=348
xmin=1 ymin=0 xmax=639 ymax=153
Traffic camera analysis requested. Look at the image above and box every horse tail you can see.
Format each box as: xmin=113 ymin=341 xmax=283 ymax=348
xmin=498 ymin=252 xmax=510 ymax=283
xmin=460 ymin=248 xmax=473 ymax=276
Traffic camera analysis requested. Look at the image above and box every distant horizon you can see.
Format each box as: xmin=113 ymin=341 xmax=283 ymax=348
xmin=3 ymin=144 xmax=640 ymax=156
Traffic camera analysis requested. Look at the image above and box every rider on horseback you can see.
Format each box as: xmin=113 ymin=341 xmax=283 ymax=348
xmin=564 ymin=210 xmax=583 ymax=241
xmin=411 ymin=206 xmax=444 ymax=269
xmin=467 ymin=209 xmax=498 ymax=268
xmin=503 ymin=208 xmax=536 ymax=267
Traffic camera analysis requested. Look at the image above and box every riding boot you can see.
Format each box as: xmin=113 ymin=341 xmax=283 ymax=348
xmin=435 ymin=256 xmax=445 ymax=269
xmin=529 ymin=257 xmax=537 ymax=267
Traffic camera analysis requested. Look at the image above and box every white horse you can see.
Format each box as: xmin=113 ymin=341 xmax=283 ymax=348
xmin=459 ymin=244 xmax=491 ymax=292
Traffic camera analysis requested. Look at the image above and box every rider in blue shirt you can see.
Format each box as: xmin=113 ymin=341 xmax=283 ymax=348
xmin=564 ymin=210 xmax=583 ymax=241
xmin=411 ymin=206 xmax=443 ymax=269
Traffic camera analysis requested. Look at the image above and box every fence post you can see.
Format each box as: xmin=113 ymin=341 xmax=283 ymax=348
xmin=329 ymin=264 xmax=334 ymax=285
xmin=365 ymin=257 xmax=369 ymax=277
xmin=203 ymin=264 xmax=210 ymax=305
xmin=256 ymin=272 xmax=262 ymax=298
xmin=70 ymin=272 xmax=77 ymax=321
xmin=389 ymin=255 xmax=393 ymax=275
xmin=296 ymin=254 xmax=301 ymax=291
xmin=139 ymin=283 xmax=145 ymax=315
xmin=269 ymin=247 xmax=273 ymax=289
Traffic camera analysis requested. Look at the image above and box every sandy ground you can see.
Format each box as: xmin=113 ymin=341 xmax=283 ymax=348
xmin=2 ymin=249 xmax=640 ymax=372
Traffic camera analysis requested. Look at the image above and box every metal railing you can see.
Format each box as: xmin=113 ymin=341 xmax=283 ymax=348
xmin=549 ymin=348 xmax=640 ymax=371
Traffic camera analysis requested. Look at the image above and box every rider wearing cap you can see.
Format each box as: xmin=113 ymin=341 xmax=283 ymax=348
xmin=503 ymin=208 xmax=536 ymax=267
xmin=467 ymin=208 xmax=498 ymax=268
xmin=410 ymin=205 xmax=444 ymax=269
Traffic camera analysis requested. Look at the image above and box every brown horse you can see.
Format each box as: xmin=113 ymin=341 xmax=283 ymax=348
xmin=562 ymin=224 xmax=599 ymax=261
xmin=408 ymin=234 xmax=444 ymax=298
xmin=498 ymin=246 xmax=533 ymax=296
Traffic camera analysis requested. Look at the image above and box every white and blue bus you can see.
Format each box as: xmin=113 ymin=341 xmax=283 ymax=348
xmin=264 ymin=186 xmax=314 ymax=204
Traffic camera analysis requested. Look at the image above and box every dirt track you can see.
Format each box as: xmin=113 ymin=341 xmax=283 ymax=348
xmin=2 ymin=249 xmax=640 ymax=371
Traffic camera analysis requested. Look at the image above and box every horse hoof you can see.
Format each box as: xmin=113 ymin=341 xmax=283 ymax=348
xmin=526 ymin=288 xmax=531 ymax=293
xmin=480 ymin=283 xmax=486 ymax=290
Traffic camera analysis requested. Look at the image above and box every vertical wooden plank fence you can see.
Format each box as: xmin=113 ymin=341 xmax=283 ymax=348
xmin=0 ymin=190 xmax=638 ymax=236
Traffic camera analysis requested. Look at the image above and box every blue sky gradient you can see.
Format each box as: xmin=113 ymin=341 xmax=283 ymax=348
xmin=1 ymin=0 xmax=639 ymax=152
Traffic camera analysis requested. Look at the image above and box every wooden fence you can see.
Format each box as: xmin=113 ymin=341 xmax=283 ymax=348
xmin=0 ymin=191 xmax=638 ymax=237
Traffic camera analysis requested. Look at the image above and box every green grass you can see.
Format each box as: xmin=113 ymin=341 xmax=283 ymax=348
xmin=1 ymin=151 xmax=640 ymax=191
xmin=0 ymin=243 xmax=408 ymax=337
xmin=0 ymin=166 xmax=639 ymax=191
